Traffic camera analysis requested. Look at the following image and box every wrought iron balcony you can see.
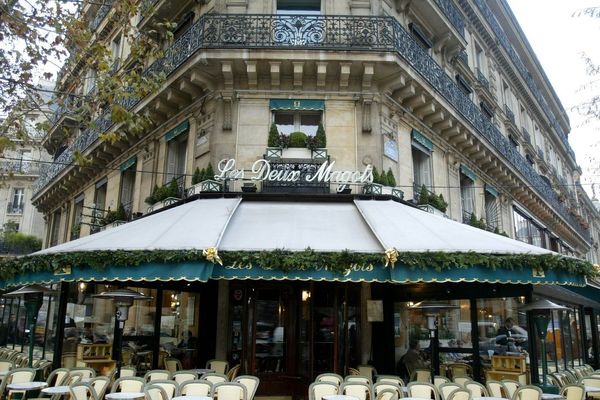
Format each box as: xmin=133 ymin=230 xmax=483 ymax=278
xmin=504 ymin=105 xmax=515 ymax=124
xmin=88 ymin=0 xmax=113 ymax=31
xmin=0 ymin=160 xmax=38 ymax=175
xmin=474 ymin=0 xmax=575 ymax=159
xmin=521 ymin=127 xmax=531 ymax=144
xmin=34 ymin=13 xmax=589 ymax=242
xmin=475 ymin=68 xmax=489 ymax=91
xmin=433 ymin=0 xmax=465 ymax=37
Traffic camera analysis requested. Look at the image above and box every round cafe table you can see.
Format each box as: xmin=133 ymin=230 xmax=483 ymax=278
xmin=106 ymin=392 xmax=145 ymax=400
xmin=7 ymin=382 xmax=48 ymax=391
xmin=172 ymin=396 xmax=213 ymax=400
xmin=585 ymin=386 xmax=600 ymax=394
xmin=195 ymin=369 xmax=215 ymax=375
xmin=42 ymin=386 xmax=71 ymax=396
xmin=323 ymin=396 xmax=359 ymax=400
xmin=541 ymin=394 xmax=564 ymax=400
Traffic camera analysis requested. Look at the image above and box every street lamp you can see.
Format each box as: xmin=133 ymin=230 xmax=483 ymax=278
xmin=93 ymin=288 xmax=152 ymax=378
xmin=410 ymin=301 xmax=459 ymax=381
xmin=4 ymin=284 xmax=56 ymax=368
xmin=521 ymin=299 xmax=568 ymax=394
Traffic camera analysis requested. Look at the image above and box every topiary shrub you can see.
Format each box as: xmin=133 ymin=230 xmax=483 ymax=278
xmin=268 ymin=123 xmax=280 ymax=147
xmin=166 ymin=178 xmax=181 ymax=198
xmin=102 ymin=203 xmax=128 ymax=225
xmin=315 ymin=123 xmax=326 ymax=148
xmin=192 ymin=167 xmax=203 ymax=185
xmin=386 ymin=169 xmax=396 ymax=187
xmin=205 ymin=163 xmax=215 ymax=180
xmin=145 ymin=184 xmax=160 ymax=205
xmin=288 ymin=131 xmax=308 ymax=148
xmin=418 ymin=185 xmax=430 ymax=205
xmin=372 ymin=167 xmax=381 ymax=185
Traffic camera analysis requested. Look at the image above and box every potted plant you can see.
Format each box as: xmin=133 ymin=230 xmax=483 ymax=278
xmin=145 ymin=178 xmax=182 ymax=213
xmin=101 ymin=203 xmax=128 ymax=229
xmin=282 ymin=131 xmax=311 ymax=158
xmin=417 ymin=184 xmax=448 ymax=216
xmin=187 ymin=163 xmax=222 ymax=196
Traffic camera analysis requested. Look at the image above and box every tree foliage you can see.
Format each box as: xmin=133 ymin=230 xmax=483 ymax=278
xmin=0 ymin=0 xmax=176 ymax=151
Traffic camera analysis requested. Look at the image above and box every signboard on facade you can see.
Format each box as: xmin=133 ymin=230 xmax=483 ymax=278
xmin=215 ymin=158 xmax=373 ymax=192
xmin=384 ymin=134 xmax=399 ymax=161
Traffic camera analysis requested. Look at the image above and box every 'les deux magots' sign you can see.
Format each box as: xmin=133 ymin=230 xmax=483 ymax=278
xmin=215 ymin=159 xmax=373 ymax=189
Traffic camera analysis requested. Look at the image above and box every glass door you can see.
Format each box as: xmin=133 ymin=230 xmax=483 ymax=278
xmin=252 ymin=288 xmax=288 ymax=374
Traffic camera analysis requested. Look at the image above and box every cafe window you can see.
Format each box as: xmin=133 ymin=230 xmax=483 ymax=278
xmin=160 ymin=290 xmax=200 ymax=369
xmin=165 ymin=133 xmax=187 ymax=195
xmin=412 ymin=147 xmax=432 ymax=194
xmin=23 ymin=286 xmax=60 ymax=362
xmin=50 ymin=209 xmax=62 ymax=246
xmin=460 ymin=172 xmax=475 ymax=223
xmin=91 ymin=178 xmax=107 ymax=234
xmin=72 ymin=195 xmax=84 ymax=240
xmin=119 ymin=160 xmax=136 ymax=220
xmin=274 ymin=112 xmax=321 ymax=137
xmin=484 ymin=186 xmax=498 ymax=231
xmin=513 ymin=208 xmax=547 ymax=248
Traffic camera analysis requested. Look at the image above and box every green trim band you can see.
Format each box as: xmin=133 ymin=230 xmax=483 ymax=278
xmin=165 ymin=120 xmax=189 ymax=141
xmin=120 ymin=156 xmax=137 ymax=172
xmin=269 ymin=99 xmax=324 ymax=110
xmin=411 ymin=129 xmax=433 ymax=152
xmin=460 ymin=164 xmax=477 ymax=181
xmin=485 ymin=183 xmax=498 ymax=197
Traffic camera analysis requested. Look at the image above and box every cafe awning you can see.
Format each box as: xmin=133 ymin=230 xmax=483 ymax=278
xmin=4 ymin=198 xmax=587 ymax=287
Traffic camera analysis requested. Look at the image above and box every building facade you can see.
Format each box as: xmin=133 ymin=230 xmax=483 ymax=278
xmin=4 ymin=0 xmax=600 ymax=396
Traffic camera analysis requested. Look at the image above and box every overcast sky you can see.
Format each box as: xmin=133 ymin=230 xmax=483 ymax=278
xmin=506 ymin=0 xmax=600 ymax=198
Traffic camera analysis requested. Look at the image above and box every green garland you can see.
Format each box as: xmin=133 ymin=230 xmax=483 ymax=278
xmin=0 ymin=248 xmax=595 ymax=282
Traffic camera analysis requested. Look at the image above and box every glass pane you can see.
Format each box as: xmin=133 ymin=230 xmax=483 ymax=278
xmin=476 ymin=297 xmax=529 ymax=357
xmin=274 ymin=113 xmax=294 ymax=136
xmin=298 ymin=287 xmax=311 ymax=378
xmin=585 ymin=314 xmax=594 ymax=365
xmin=255 ymin=289 xmax=285 ymax=373
xmin=63 ymin=283 xmax=116 ymax=371
xmin=300 ymin=114 xmax=320 ymax=136
xmin=314 ymin=286 xmax=334 ymax=376
xmin=161 ymin=290 xmax=199 ymax=369
xmin=122 ymin=286 xmax=156 ymax=373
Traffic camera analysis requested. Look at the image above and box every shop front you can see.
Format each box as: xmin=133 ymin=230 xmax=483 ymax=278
xmin=0 ymin=194 xmax=594 ymax=398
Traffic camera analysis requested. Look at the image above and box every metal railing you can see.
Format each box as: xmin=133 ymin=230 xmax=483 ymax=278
xmin=0 ymin=160 xmax=39 ymax=175
xmin=36 ymin=13 xmax=590 ymax=241
xmin=6 ymin=203 xmax=24 ymax=215
xmin=88 ymin=0 xmax=114 ymax=31
xmin=433 ymin=0 xmax=465 ymax=37
xmin=474 ymin=0 xmax=575 ymax=159
xmin=475 ymin=67 xmax=489 ymax=91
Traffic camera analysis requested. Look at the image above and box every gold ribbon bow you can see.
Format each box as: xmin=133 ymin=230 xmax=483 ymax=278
xmin=203 ymin=247 xmax=223 ymax=265
xmin=384 ymin=248 xmax=398 ymax=268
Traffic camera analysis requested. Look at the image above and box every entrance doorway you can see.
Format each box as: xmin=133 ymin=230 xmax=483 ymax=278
xmin=227 ymin=282 xmax=361 ymax=397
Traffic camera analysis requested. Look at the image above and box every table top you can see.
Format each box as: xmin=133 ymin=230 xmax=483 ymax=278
xmin=172 ymin=396 xmax=213 ymax=400
xmin=541 ymin=394 xmax=564 ymax=400
xmin=323 ymin=396 xmax=359 ymax=400
xmin=84 ymin=359 xmax=117 ymax=365
xmin=585 ymin=386 xmax=600 ymax=393
xmin=473 ymin=397 xmax=509 ymax=400
xmin=42 ymin=386 xmax=71 ymax=395
xmin=106 ymin=392 xmax=145 ymax=400
xmin=195 ymin=369 xmax=215 ymax=375
xmin=7 ymin=382 xmax=48 ymax=391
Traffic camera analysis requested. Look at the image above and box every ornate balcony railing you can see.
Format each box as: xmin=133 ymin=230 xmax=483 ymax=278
xmin=433 ymin=0 xmax=465 ymax=37
xmin=88 ymin=0 xmax=114 ymax=31
xmin=504 ymin=105 xmax=515 ymax=124
xmin=35 ymin=13 xmax=589 ymax=242
xmin=0 ymin=160 xmax=39 ymax=175
xmin=473 ymin=0 xmax=575 ymax=159
xmin=522 ymin=127 xmax=531 ymax=144
xmin=475 ymin=67 xmax=489 ymax=91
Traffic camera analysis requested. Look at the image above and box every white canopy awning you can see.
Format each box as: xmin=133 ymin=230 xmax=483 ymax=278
xmin=36 ymin=197 xmax=552 ymax=256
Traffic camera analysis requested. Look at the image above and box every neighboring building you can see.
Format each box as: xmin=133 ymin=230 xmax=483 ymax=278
xmin=0 ymin=81 xmax=53 ymax=253
xmin=6 ymin=0 xmax=600 ymax=391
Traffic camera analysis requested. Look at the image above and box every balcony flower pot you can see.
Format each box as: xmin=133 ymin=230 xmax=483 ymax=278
xmin=100 ymin=220 xmax=128 ymax=231
xmin=265 ymin=147 xmax=283 ymax=160
xmin=146 ymin=197 xmax=181 ymax=214
xmin=282 ymin=147 xmax=311 ymax=159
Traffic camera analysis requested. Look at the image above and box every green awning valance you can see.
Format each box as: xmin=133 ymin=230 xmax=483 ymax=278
xmin=460 ymin=164 xmax=477 ymax=181
xmin=269 ymin=99 xmax=324 ymax=111
xmin=120 ymin=156 xmax=137 ymax=172
xmin=165 ymin=120 xmax=189 ymax=141
xmin=3 ymin=260 xmax=586 ymax=288
xmin=485 ymin=183 xmax=498 ymax=198
xmin=411 ymin=129 xmax=433 ymax=152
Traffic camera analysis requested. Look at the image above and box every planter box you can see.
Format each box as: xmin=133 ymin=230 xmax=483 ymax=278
xmin=186 ymin=180 xmax=223 ymax=197
xmin=282 ymin=147 xmax=311 ymax=159
xmin=362 ymin=183 xmax=382 ymax=195
xmin=363 ymin=184 xmax=404 ymax=200
xmin=311 ymin=148 xmax=328 ymax=160
xmin=417 ymin=204 xmax=447 ymax=218
xmin=99 ymin=220 xmax=128 ymax=232
xmin=265 ymin=147 xmax=283 ymax=160
xmin=146 ymin=197 xmax=182 ymax=213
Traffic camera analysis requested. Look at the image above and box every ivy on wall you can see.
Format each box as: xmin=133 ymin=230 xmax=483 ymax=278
xmin=0 ymin=248 xmax=595 ymax=282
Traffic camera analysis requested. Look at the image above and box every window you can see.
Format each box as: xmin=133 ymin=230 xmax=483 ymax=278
xmin=8 ymin=188 xmax=24 ymax=214
xmin=84 ymin=69 xmax=96 ymax=94
xmin=50 ymin=209 xmax=61 ymax=247
xmin=477 ymin=297 xmax=529 ymax=358
xmin=484 ymin=190 xmax=498 ymax=231
xmin=480 ymin=101 xmax=493 ymax=120
xmin=475 ymin=44 xmax=485 ymax=71
xmin=274 ymin=112 xmax=321 ymax=136
xmin=72 ymin=196 xmax=84 ymax=240
xmin=120 ymin=161 xmax=136 ymax=219
xmin=412 ymin=147 xmax=432 ymax=196
xmin=277 ymin=0 xmax=320 ymax=13
xmin=110 ymin=34 xmax=122 ymax=68
xmin=456 ymin=74 xmax=473 ymax=96
xmin=19 ymin=150 xmax=32 ymax=173
xmin=91 ymin=179 xmax=107 ymax=233
xmin=165 ymin=133 xmax=187 ymax=195
xmin=513 ymin=208 xmax=547 ymax=248
xmin=409 ymin=22 xmax=433 ymax=49
xmin=173 ymin=12 xmax=194 ymax=40
xmin=460 ymin=173 xmax=475 ymax=222
xmin=509 ymin=133 xmax=519 ymax=148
